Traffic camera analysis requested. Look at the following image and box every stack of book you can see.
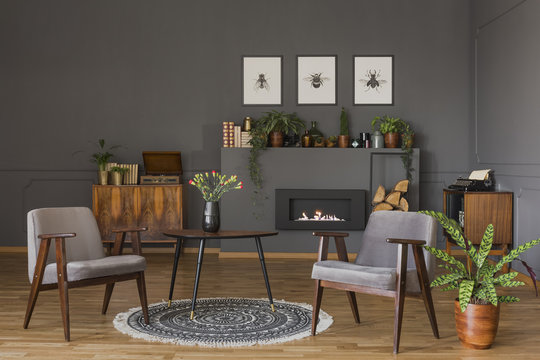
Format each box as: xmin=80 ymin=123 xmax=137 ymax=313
xmin=222 ymin=121 xmax=253 ymax=148
xmin=240 ymin=131 xmax=252 ymax=148
xmin=222 ymin=121 xmax=234 ymax=147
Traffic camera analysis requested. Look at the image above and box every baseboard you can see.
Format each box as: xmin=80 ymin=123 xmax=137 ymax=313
xmin=218 ymin=251 xmax=356 ymax=261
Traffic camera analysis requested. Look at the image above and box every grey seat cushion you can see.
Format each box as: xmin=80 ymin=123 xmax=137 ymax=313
xmin=312 ymin=260 xmax=421 ymax=292
xmin=41 ymin=255 xmax=146 ymax=285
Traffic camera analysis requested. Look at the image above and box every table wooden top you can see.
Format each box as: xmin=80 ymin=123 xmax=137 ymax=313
xmin=163 ymin=229 xmax=279 ymax=239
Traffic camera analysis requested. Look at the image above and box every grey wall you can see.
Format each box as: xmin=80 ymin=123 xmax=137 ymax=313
xmin=1 ymin=0 xmax=472 ymax=248
xmin=472 ymin=0 xmax=540 ymax=274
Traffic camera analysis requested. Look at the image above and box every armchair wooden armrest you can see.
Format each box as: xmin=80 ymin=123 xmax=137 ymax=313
xmin=313 ymin=232 xmax=350 ymax=262
xmin=111 ymin=227 xmax=148 ymax=256
xmin=386 ymin=238 xmax=426 ymax=246
xmin=38 ymin=233 xmax=76 ymax=240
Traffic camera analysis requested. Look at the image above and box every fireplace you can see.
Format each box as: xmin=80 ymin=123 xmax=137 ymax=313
xmin=275 ymin=189 xmax=366 ymax=230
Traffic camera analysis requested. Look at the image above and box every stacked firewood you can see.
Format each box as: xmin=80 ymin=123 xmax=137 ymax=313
xmin=372 ymin=179 xmax=409 ymax=212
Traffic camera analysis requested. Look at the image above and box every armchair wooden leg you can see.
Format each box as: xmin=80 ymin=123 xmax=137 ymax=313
xmin=311 ymin=279 xmax=324 ymax=335
xmin=102 ymin=283 xmax=115 ymax=314
xmin=346 ymin=291 xmax=360 ymax=324
xmin=24 ymin=238 xmax=51 ymax=329
xmin=393 ymin=244 xmax=408 ymax=354
xmin=55 ymin=238 xmax=70 ymax=341
xmin=413 ymin=246 xmax=439 ymax=339
xmin=136 ymin=272 xmax=150 ymax=325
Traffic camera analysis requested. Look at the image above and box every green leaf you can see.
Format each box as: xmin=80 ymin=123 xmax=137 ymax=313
xmin=423 ymin=245 xmax=467 ymax=273
xmin=441 ymin=282 xmax=459 ymax=291
xmin=493 ymin=238 xmax=540 ymax=274
xmin=476 ymin=224 xmax=494 ymax=269
xmin=431 ymin=273 xmax=464 ymax=287
xmin=459 ymin=279 xmax=475 ymax=312
xmin=438 ymin=263 xmax=466 ymax=275
xmin=499 ymin=281 xmax=525 ymax=288
xmin=483 ymin=281 xmax=498 ymax=306
xmin=498 ymin=295 xmax=520 ymax=303
xmin=493 ymin=271 xmax=518 ymax=284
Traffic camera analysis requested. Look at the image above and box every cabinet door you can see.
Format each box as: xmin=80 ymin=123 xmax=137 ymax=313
xmin=138 ymin=185 xmax=183 ymax=240
xmin=464 ymin=193 xmax=512 ymax=245
xmin=92 ymin=186 xmax=139 ymax=241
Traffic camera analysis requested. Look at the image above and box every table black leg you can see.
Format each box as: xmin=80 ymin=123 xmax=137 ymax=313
xmin=167 ymin=238 xmax=183 ymax=308
xmin=190 ymin=238 xmax=206 ymax=320
xmin=255 ymin=236 xmax=275 ymax=312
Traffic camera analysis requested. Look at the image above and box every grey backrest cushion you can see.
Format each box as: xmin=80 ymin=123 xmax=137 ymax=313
xmin=354 ymin=211 xmax=437 ymax=275
xmin=27 ymin=207 xmax=106 ymax=282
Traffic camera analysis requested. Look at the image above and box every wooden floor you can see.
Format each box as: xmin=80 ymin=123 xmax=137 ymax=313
xmin=1 ymin=252 xmax=540 ymax=359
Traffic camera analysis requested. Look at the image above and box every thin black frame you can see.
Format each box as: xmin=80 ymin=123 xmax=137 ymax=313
xmin=353 ymin=55 xmax=394 ymax=106
xmin=296 ymin=55 xmax=338 ymax=106
xmin=242 ymin=55 xmax=283 ymax=107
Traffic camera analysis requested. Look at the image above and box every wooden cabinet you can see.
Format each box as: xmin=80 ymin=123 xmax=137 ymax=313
xmin=92 ymin=184 xmax=184 ymax=242
xmin=443 ymin=189 xmax=513 ymax=271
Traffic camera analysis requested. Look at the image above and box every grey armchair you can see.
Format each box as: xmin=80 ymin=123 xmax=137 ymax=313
xmin=311 ymin=210 xmax=439 ymax=353
xmin=24 ymin=207 xmax=150 ymax=341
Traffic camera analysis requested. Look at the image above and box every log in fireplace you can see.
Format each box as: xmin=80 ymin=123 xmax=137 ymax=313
xmin=275 ymin=189 xmax=366 ymax=230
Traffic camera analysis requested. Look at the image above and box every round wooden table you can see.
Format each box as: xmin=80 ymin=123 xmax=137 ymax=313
xmin=162 ymin=229 xmax=279 ymax=319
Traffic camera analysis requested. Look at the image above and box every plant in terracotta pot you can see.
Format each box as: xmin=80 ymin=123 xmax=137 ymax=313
xmin=420 ymin=210 xmax=540 ymax=350
xmin=338 ymin=107 xmax=350 ymax=148
xmin=258 ymin=110 xmax=305 ymax=148
xmin=371 ymin=115 xmax=404 ymax=148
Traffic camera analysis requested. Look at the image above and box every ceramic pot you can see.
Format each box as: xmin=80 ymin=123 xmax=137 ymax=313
xmin=338 ymin=135 xmax=350 ymax=148
xmin=202 ymin=201 xmax=220 ymax=233
xmin=269 ymin=131 xmax=284 ymax=147
xmin=454 ymin=300 xmax=500 ymax=349
xmin=110 ymin=172 xmax=123 ymax=185
xmin=372 ymin=131 xmax=384 ymax=148
xmin=384 ymin=132 xmax=400 ymax=148
xmin=98 ymin=170 xmax=108 ymax=185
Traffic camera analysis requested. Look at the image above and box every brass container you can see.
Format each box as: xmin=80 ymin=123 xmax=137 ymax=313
xmin=242 ymin=117 xmax=252 ymax=131
xmin=110 ymin=172 xmax=123 ymax=186
xmin=301 ymin=130 xmax=312 ymax=147
xmin=98 ymin=170 xmax=108 ymax=185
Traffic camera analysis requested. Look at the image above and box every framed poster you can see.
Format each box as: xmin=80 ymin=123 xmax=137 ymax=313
xmin=354 ymin=55 xmax=394 ymax=105
xmin=242 ymin=56 xmax=282 ymax=106
xmin=297 ymin=55 xmax=337 ymax=105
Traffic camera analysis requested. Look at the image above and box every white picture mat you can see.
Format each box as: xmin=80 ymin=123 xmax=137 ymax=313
xmin=243 ymin=57 xmax=281 ymax=105
xmin=354 ymin=56 xmax=393 ymax=104
xmin=297 ymin=56 xmax=336 ymax=104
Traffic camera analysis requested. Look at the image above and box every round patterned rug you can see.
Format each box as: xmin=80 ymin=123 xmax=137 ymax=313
xmin=113 ymin=297 xmax=333 ymax=347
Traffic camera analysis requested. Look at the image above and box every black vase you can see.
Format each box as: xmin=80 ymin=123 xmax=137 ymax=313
xmin=202 ymin=201 xmax=220 ymax=233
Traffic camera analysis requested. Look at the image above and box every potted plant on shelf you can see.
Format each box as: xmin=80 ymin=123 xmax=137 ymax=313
xmin=109 ymin=166 xmax=129 ymax=186
xmin=90 ymin=139 xmax=122 ymax=185
xmin=371 ymin=115 xmax=404 ymax=148
xmin=420 ymin=210 xmax=540 ymax=350
xmin=258 ymin=110 xmax=305 ymax=148
xmin=338 ymin=107 xmax=350 ymax=148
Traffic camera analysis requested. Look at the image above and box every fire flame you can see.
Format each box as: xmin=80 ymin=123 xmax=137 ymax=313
xmin=296 ymin=210 xmax=345 ymax=221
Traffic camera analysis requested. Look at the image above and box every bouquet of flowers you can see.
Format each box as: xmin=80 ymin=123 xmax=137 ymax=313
xmin=189 ymin=171 xmax=243 ymax=202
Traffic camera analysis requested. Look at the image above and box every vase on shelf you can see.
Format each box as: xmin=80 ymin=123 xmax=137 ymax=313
xmin=98 ymin=170 xmax=108 ymax=185
xmin=308 ymin=121 xmax=323 ymax=141
xmin=202 ymin=201 xmax=220 ymax=233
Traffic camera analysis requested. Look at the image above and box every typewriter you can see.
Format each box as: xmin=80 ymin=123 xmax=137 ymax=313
xmin=448 ymin=169 xmax=494 ymax=192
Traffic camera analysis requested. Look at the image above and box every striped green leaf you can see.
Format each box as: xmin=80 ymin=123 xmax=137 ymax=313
xmin=423 ymin=245 xmax=467 ymax=273
xmin=419 ymin=210 xmax=478 ymax=262
xmin=475 ymin=287 xmax=488 ymax=300
xmin=478 ymin=262 xmax=496 ymax=281
xmin=483 ymin=280 xmax=498 ymax=306
xmin=438 ymin=263 xmax=467 ymax=276
xmin=493 ymin=271 xmax=518 ymax=284
xmin=494 ymin=238 xmax=540 ymax=274
xmin=442 ymin=282 xmax=459 ymax=291
xmin=431 ymin=273 xmax=464 ymax=287
xmin=499 ymin=280 xmax=525 ymax=288
xmin=476 ymin=224 xmax=494 ymax=269
xmin=498 ymin=295 xmax=520 ymax=303
xmin=459 ymin=279 xmax=475 ymax=312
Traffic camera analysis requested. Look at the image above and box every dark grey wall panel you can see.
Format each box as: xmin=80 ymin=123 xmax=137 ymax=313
xmin=1 ymin=0 xmax=472 ymax=246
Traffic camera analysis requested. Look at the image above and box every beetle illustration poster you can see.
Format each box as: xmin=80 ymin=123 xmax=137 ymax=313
xmin=354 ymin=55 xmax=393 ymax=105
xmin=297 ymin=55 xmax=337 ymax=105
xmin=242 ymin=56 xmax=282 ymax=106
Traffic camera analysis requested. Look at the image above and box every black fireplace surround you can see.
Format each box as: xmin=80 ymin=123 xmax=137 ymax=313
xmin=275 ymin=189 xmax=366 ymax=230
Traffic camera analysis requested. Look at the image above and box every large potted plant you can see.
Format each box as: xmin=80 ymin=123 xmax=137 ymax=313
xmin=420 ymin=210 xmax=540 ymax=349
xmin=338 ymin=107 xmax=350 ymax=148
xmin=371 ymin=115 xmax=404 ymax=148
xmin=258 ymin=110 xmax=305 ymax=148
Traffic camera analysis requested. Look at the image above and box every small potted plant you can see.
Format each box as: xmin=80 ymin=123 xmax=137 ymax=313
xmin=109 ymin=166 xmax=129 ymax=186
xmin=258 ymin=110 xmax=305 ymax=147
xmin=325 ymin=135 xmax=337 ymax=148
xmin=189 ymin=171 xmax=243 ymax=232
xmin=371 ymin=115 xmax=404 ymax=148
xmin=90 ymin=139 xmax=122 ymax=185
xmin=338 ymin=107 xmax=350 ymax=148
xmin=420 ymin=210 xmax=540 ymax=350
